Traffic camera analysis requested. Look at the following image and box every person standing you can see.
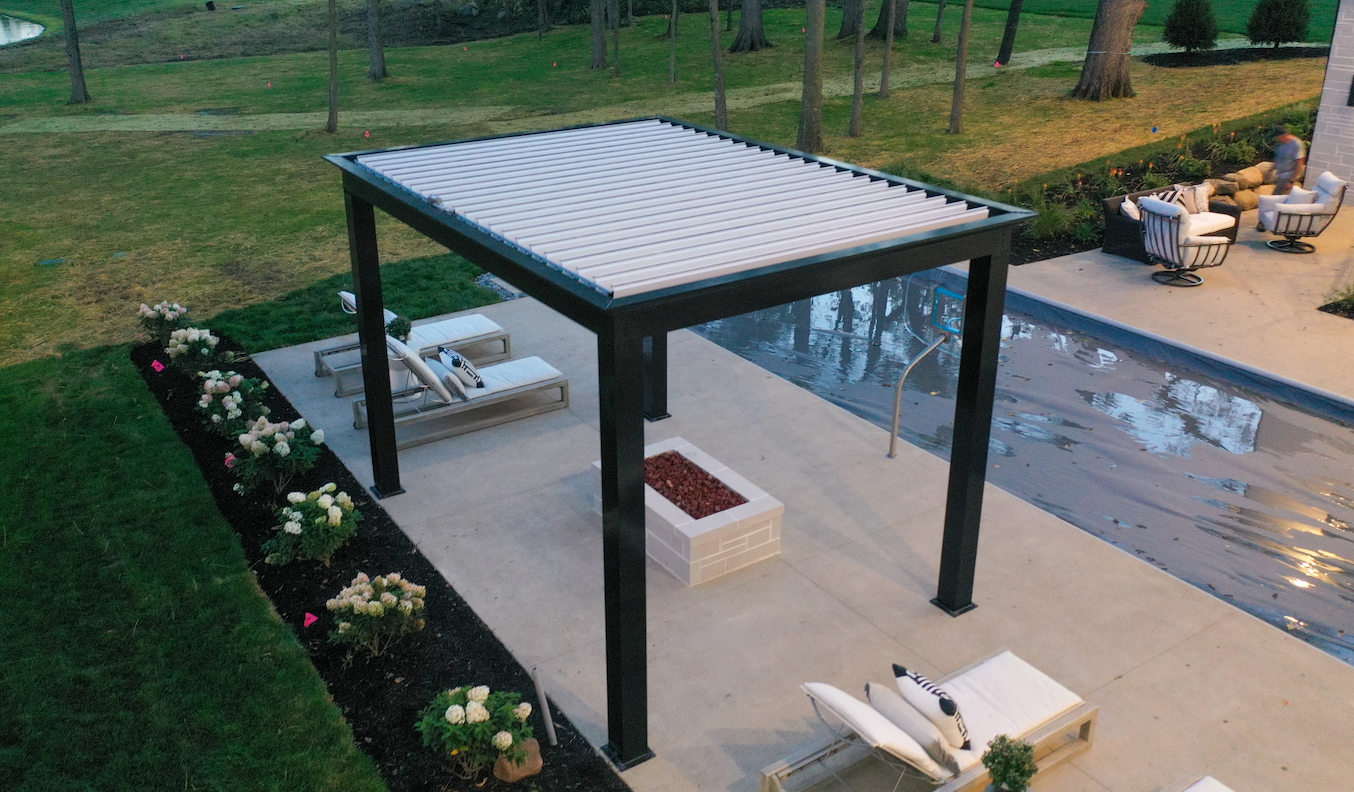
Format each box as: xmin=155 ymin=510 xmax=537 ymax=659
xmin=1272 ymin=124 xmax=1306 ymax=195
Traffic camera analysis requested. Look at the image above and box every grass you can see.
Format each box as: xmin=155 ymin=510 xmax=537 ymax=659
xmin=0 ymin=344 xmax=388 ymax=792
xmin=967 ymin=0 xmax=1337 ymax=43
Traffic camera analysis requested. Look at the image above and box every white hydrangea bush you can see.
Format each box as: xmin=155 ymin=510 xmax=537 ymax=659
xmin=325 ymin=571 xmax=427 ymax=657
xmin=261 ymin=482 xmax=360 ymax=566
xmin=194 ymin=370 xmax=270 ymax=437
xmin=228 ymin=416 xmax=325 ymax=494
xmin=416 ymin=684 xmax=535 ymax=779
xmin=165 ymin=327 xmax=230 ymax=371
xmin=137 ymin=300 xmax=189 ymax=345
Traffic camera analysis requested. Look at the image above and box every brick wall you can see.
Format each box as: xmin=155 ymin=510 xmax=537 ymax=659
xmin=1308 ymin=0 xmax=1354 ymax=185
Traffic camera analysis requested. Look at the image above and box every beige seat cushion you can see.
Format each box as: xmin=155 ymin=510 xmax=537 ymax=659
xmin=1188 ymin=212 xmax=1236 ymax=237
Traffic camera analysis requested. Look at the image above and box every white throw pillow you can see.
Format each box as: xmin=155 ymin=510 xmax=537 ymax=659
xmin=866 ymin=682 xmax=960 ymax=774
xmin=1285 ymin=186 xmax=1317 ymax=205
xmin=1192 ymin=183 xmax=1212 ymax=210
xmin=893 ymin=664 xmax=970 ymax=750
xmin=431 ymin=355 xmax=469 ymax=400
xmin=1119 ymin=197 xmax=1141 ymax=221
xmin=1170 ymin=184 xmax=1198 ymax=214
xmin=439 ymin=347 xmax=484 ymax=388
xmin=801 ymin=683 xmax=952 ymax=782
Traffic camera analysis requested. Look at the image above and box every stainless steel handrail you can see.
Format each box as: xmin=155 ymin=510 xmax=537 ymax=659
xmin=888 ymin=333 xmax=950 ymax=459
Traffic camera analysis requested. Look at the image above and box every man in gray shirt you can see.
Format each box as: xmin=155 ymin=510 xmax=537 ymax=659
xmin=1272 ymin=124 xmax=1306 ymax=194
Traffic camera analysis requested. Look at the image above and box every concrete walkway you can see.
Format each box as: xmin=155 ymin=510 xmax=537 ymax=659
xmin=1007 ymin=208 xmax=1354 ymax=402
xmin=258 ymin=296 xmax=1354 ymax=792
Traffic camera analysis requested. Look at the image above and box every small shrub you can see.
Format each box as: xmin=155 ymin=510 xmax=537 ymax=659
xmin=417 ymin=686 xmax=535 ymax=780
xmin=263 ymin=482 xmax=361 ymax=565
xmin=1176 ymin=155 xmax=1211 ymax=180
xmin=326 ymin=572 xmax=427 ymax=657
xmin=1163 ymin=0 xmax=1218 ymax=52
xmin=229 ymin=416 xmax=325 ymax=494
xmin=1073 ymin=220 xmax=1101 ymax=244
xmin=982 ymin=734 xmax=1038 ymax=792
xmin=385 ymin=314 xmax=412 ymax=343
xmin=166 ymin=327 xmax=228 ymax=371
xmin=1025 ymin=201 xmax=1075 ymax=240
xmin=137 ymin=301 xmax=189 ymax=346
xmin=194 ymin=369 xmax=270 ymax=437
xmin=1248 ymin=0 xmax=1309 ymax=48
xmin=1142 ymin=172 xmax=1172 ymax=189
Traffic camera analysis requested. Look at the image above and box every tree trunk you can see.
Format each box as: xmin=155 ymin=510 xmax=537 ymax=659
xmin=366 ymin=0 xmax=388 ymax=80
xmin=669 ymin=0 xmax=679 ymax=82
xmin=869 ymin=0 xmax=907 ymax=39
xmin=612 ymin=0 xmax=621 ymax=76
xmin=726 ymin=0 xmax=732 ymax=31
xmin=326 ymin=0 xmax=339 ymax=133
xmin=798 ymin=0 xmax=825 ymax=152
xmin=931 ymin=0 xmax=946 ymax=42
xmin=730 ymin=0 xmax=773 ymax=51
xmin=850 ymin=0 xmax=867 ymax=136
xmin=628 ymin=0 xmax=634 ymax=26
xmin=1071 ymin=0 xmax=1145 ymax=99
xmin=60 ymin=0 xmax=90 ymax=104
xmin=590 ymin=0 xmax=607 ymax=68
xmin=837 ymin=0 xmax=862 ymax=40
xmin=709 ymin=0 xmax=728 ymax=129
xmin=879 ymin=0 xmax=895 ymax=98
xmin=538 ymin=0 xmax=549 ymax=38
xmin=947 ymin=0 xmax=973 ymax=133
xmin=995 ymin=0 xmax=1023 ymax=64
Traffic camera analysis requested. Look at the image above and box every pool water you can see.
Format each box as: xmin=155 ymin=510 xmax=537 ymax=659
xmin=0 ymin=15 xmax=43 ymax=46
xmin=693 ymin=273 xmax=1354 ymax=665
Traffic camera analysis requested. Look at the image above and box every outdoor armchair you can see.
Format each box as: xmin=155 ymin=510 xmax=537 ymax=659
xmin=1138 ymin=196 xmax=1233 ymax=287
xmin=1103 ymin=187 xmax=1241 ymax=263
xmin=1258 ymin=171 xmax=1347 ymax=253
xmin=314 ymin=291 xmax=512 ymax=397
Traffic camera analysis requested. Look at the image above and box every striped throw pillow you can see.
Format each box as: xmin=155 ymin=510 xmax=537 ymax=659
xmin=893 ymin=664 xmax=970 ymax=751
xmin=438 ymin=347 xmax=484 ymax=389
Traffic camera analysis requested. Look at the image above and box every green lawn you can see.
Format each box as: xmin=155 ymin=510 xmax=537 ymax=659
xmin=0 ymin=344 xmax=388 ymax=792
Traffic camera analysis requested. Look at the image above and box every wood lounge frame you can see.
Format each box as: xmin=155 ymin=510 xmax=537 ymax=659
xmin=760 ymin=652 xmax=1099 ymax=792
xmin=327 ymin=118 xmax=1034 ymax=767
xmin=352 ymin=373 xmax=569 ymax=450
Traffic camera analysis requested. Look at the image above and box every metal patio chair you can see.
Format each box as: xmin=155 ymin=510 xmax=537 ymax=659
xmin=1258 ymin=171 xmax=1347 ymax=253
xmin=1139 ymin=196 xmax=1233 ymax=287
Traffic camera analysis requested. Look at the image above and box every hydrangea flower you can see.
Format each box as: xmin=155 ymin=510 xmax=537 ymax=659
xmin=465 ymin=700 xmax=490 ymax=723
xmin=468 ymin=685 xmax=491 ymax=703
xmin=445 ymin=704 xmax=466 ymax=724
xmin=492 ymin=731 xmax=514 ymax=751
xmin=514 ymin=702 xmax=532 ymax=721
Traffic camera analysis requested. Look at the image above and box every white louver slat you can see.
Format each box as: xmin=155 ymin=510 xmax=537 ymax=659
xmin=356 ymin=119 xmax=989 ymax=298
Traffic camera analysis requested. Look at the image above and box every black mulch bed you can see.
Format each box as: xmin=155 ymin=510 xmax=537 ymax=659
xmin=1319 ymin=300 xmax=1354 ymax=320
xmin=1011 ymin=234 xmax=1096 ymax=266
xmin=132 ymin=339 xmax=631 ymax=792
xmin=1142 ymin=46 xmax=1330 ymax=68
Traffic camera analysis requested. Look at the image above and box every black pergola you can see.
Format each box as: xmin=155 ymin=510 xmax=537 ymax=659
xmin=327 ymin=118 xmax=1033 ymax=768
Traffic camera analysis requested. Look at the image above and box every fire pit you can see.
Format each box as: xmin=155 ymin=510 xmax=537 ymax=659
xmin=593 ymin=437 xmax=783 ymax=586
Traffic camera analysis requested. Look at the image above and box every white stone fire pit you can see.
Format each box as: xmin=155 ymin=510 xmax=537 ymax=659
xmin=593 ymin=437 xmax=783 ymax=586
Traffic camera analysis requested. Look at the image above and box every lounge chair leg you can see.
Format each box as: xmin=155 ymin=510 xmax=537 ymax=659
xmin=1151 ymin=269 xmax=1204 ymax=287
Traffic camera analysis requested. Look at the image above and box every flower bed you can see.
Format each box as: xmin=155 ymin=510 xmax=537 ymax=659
xmin=132 ymin=337 xmax=629 ymax=792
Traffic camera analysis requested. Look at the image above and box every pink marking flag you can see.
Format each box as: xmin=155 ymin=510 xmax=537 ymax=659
xmin=151 ymin=360 xmax=165 ymax=372
xmin=365 ymin=130 xmax=371 ymax=138
xmin=224 ymin=453 xmax=237 ymax=469
xmin=304 ymin=613 xmax=318 ymax=627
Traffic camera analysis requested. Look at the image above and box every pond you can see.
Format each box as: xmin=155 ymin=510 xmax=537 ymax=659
xmin=0 ymin=15 xmax=43 ymax=46
xmin=693 ymin=271 xmax=1354 ymax=666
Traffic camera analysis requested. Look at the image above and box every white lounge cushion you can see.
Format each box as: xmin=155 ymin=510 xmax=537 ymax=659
xmin=893 ymin=665 xmax=970 ymax=750
xmin=387 ymin=335 xmax=455 ymax=404
xmin=1139 ymin=195 xmax=1185 ymax=219
xmin=1187 ymin=211 xmax=1236 ymax=236
xmin=408 ymin=313 xmax=504 ymax=351
xmin=939 ymin=651 xmax=1083 ymax=770
xmin=801 ymin=683 xmax=951 ymax=782
xmin=1119 ymin=197 xmax=1141 ymax=221
xmin=1183 ymin=235 xmax=1231 ymax=246
xmin=465 ymin=357 xmax=562 ymax=400
xmin=865 ymin=682 xmax=958 ymax=773
xmin=1314 ymin=171 xmax=1347 ymax=207
xmin=338 ymin=290 xmax=398 ymax=325
xmin=1274 ymin=202 xmax=1329 ymax=216
xmin=1183 ymin=777 xmax=1237 ymax=792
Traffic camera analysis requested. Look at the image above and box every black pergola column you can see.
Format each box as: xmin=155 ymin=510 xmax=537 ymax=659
xmin=642 ymin=333 xmax=670 ymax=422
xmin=934 ymin=252 xmax=1009 ymax=615
xmin=597 ymin=319 xmax=654 ymax=768
xmin=345 ymin=191 xmax=404 ymax=499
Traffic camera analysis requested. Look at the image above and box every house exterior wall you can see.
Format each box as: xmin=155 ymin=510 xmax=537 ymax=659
xmin=1308 ymin=0 xmax=1354 ymax=185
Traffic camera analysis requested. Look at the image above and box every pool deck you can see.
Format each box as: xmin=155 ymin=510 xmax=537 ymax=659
xmin=1005 ymin=209 xmax=1354 ymax=402
xmin=257 ymin=294 xmax=1354 ymax=792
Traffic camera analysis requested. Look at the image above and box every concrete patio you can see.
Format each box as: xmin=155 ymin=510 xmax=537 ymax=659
xmin=1007 ymin=209 xmax=1354 ymax=401
xmin=257 ymin=292 xmax=1354 ymax=792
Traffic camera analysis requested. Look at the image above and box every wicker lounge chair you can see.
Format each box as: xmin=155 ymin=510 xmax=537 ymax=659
xmin=314 ymin=291 xmax=512 ymax=397
xmin=1139 ymin=196 xmax=1233 ymax=287
xmin=352 ymin=336 xmax=568 ymax=450
xmin=760 ymin=651 xmax=1097 ymax=792
xmin=1258 ymin=171 xmax=1347 ymax=253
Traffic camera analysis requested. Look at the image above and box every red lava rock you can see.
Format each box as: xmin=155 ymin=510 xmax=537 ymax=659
xmin=644 ymin=451 xmax=747 ymax=520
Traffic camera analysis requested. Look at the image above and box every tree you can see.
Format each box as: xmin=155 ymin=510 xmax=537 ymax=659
xmin=59 ymin=0 xmax=90 ymax=104
xmin=590 ymin=0 xmax=607 ymax=68
xmin=730 ymin=0 xmax=773 ymax=51
xmin=537 ymin=0 xmax=550 ymax=39
xmin=850 ymin=0 xmax=868 ymax=136
xmin=726 ymin=0 xmax=733 ymax=31
xmin=932 ymin=0 xmax=947 ymax=42
xmin=1071 ymin=0 xmax=1146 ymax=100
xmin=669 ymin=0 xmax=679 ymax=83
xmin=868 ymin=0 xmax=908 ymax=39
xmin=798 ymin=0 xmax=825 ymax=152
xmin=879 ymin=0 xmax=897 ymax=98
xmin=365 ymin=0 xmax=388 ymax=80
xmin=611 ymin=0 xmax=621 ymax=76
xmin=709 ymin=0 xmax=728 ymax=129
xmin=947 ymin=0 xmax=974 ymax=133
xmin=1248 ymin=0 xmax=1308 ymax=48
xmin=995 ymin=0 xmax=1023 ymax=65
xmin=837 ymin=0 xmax=863 ymax=40
xmin=326 ymin=0 xmax=338 ymax=133
xmin=1163 ymin=0 xmax=1218 ymax=52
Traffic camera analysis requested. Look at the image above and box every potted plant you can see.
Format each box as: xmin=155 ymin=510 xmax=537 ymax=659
xmin=982 ymin=734 xmax=1037 ymax=792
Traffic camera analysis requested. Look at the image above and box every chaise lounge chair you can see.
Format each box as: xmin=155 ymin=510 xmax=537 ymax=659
xmin=314 ymin=291 xmax=512 ymax=397
xmin=761 ymin=651 xmax=1097 ymax=792
xmin=352 ymin=336 xmax=568 ymax=450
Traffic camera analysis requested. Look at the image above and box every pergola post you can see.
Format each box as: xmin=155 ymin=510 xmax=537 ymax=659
xmin=597 ymin=320 xmax=654 ymax=768
xmin=344 ymin=191 xmax=404 ymax=499
xmin=934 ymin=251 xmax=1009 ymax=615
xmin=643 ymin=333 xmax=671 ymax=421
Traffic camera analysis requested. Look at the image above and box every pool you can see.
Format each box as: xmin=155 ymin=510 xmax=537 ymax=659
xmin=0 ymin=15 xmax=43 ymax=46
xmin=692 ymin=270 xmax=1354 ymax=665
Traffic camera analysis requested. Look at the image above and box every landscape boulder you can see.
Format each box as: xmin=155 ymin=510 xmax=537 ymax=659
xmin=1233 ymin=189 xmax=1260 ymax=210
xmin=1210 ymin=194 xmax=1238 ymax=207
xmin=457 ymin=3 xmax=478 ymax=15
xmin=1207 ymin=178 xmax=1238 ymax=196
xmin=1226 ymin=166 xmax=1265 ymax=190
xmin=1257 ymin=161 xmax=1276 ymax=184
